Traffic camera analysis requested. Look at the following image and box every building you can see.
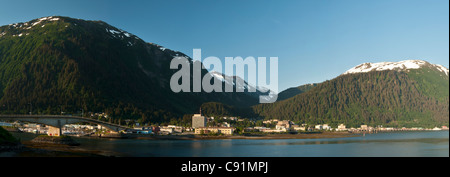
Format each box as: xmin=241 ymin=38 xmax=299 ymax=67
xmin=322 ymin=124 xmax=331 ymax=130
xmin=168 ymin=125 xmax=184 ymax=133
xmin=294 ymin=126 xmax=306 ymax=131
xmin=192 ymin=109 xmax=207 ymax=128
xmin=194 ymin=127 xmax=235 ymax=135
xmin=160 ymin=127 xmax=174 ymax=134
xmin=337 ymin=124 xmax=347 ymax=131
xmin=276 ymin=120 xmax=291 ymax=130
xmin=263 ymin=119 xmax=279 ymax=124
xmin=192 ymin=114 xmax=206 ymax=128
xmin=254 ymin=127 xmax=270 ymax=131
xmin=260 ymin=129 xmax=287 ymax=133
xmin=361 ymin=125 xmax=368 ymax=131
xmin=315 ymin=125 xmax=323 ymax=130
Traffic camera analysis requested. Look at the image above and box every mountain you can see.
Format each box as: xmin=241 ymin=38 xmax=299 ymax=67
xmin=277 ymin=83 xmax=318 ymax=101
xmin=0 ymin=16 xmax=260 ymax=123
xmin=253 ymin=60 xmax=449 ymax=128
xmin=342 ymin=60 xmax=449 ymax=76
xmin=209 ymin=71 xmax=277 ymax=102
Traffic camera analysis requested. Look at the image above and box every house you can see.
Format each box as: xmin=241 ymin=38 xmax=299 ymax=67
xmin=276 ymin=120 xmax=292 ymax=131
xmin=276 ymin=124 xmax=287 ymax=130
xmin=361 ymin=125 xmax=368 ymax=131
xmin=315 ymin=125 xmax=323 ymax=130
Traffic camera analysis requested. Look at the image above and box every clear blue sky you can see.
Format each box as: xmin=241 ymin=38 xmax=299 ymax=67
xmin=1 ymin=0 xmax=448 ymax=92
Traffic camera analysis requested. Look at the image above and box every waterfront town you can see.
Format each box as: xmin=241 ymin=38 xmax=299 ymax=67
xmin=0 ymin=111 xmax=448 ymax=137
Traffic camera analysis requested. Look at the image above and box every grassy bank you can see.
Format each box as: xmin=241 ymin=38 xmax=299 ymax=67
xmin=0 ymin=126 xmax=18 ymax=145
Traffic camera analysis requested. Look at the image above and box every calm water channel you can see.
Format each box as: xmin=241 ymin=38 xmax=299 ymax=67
xmin=5 ymin=131 xmax=448 ymax=157
xmin=76 ymin=131 xmax=449 ymax=157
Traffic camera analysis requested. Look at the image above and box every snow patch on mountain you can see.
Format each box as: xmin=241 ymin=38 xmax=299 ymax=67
xmin=343 ymin=60 xmax=449 ymax=76
xmin=211 ymin=71 xmax=225 ymax=82
xmin=105 ymin=27 xmax=135 ymax=40
xmin=433 ymin=64 xmax=449 ymax=76
xmin=30 ymin=16 xmax=59 ymax=27
xmin=210 ymin=71 xmax=278 ymax=102
xmin=5 ymin=16 xmax=60 ymax=31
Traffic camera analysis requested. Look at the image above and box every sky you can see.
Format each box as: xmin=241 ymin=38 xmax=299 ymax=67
xmin=0 ymin=0 xmax=449 ymax=92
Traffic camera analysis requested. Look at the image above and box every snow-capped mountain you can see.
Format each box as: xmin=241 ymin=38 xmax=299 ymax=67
xmin=210 ymin=71 xmax=277 ymax=102
xmin=343 ymin=60 xmax=449 ymax=76
xmin=2 ymin=16 xmax=147 ymax=47
xmin=0 ymin=16 xmax=267 ymax=119
xmin=210 ymin=71 xmax=258 ymax=91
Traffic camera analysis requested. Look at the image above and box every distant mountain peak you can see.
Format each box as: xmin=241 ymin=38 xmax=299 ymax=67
xmin=343 ymin=60 xmax=449 ymax=76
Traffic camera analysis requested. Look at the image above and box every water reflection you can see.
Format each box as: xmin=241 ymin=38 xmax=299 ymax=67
xmin=250 ymin=138 xmax=448 ymax=146
xmin=8 ymin=131 xmax=449 ymax=157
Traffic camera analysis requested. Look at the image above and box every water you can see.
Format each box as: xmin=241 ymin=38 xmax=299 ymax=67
xmin=69 ymin=131 xmax=448 ymax=157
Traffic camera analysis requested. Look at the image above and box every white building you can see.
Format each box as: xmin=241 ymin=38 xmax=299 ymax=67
xmin=223 ymin=122 xmax=231 ymax=127
xmin=160 ymin=127 xmax=174 ymax=134
xmin=315 ymin=125 xmax=323 ymax=130
xmin=361 ymin=125 xmax=368 ymax=131
xmin=294 ymin=126 xmax=306 ymax=131
xmin=322 ymin=124 xmax=331 ymax=130
xmin=337 ymin=124 xmax=347 ymax=131
xmin=261 ymin=129 xmax=286 ymax=133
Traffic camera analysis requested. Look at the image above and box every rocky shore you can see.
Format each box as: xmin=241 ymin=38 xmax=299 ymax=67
xmin=1 ymin=131 xmax=113 ymax=157
xmin=30 ymin=135 xmax=81 ymax=146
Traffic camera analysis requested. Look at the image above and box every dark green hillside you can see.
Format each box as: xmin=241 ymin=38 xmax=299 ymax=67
xmin=0 ymin=126 xmax=18 ymax=145
xmin=253 ymin=69 xmax=449 ymax=128
xmin=407 ymin=66 xmax=449 ymax=101
xmin=200 ymin=102 xmax=256 ymax=118
xmin=0 ymin=16 xmax=259 ymax=124
xmin=277 ymin=83 xmax=318 ymax=101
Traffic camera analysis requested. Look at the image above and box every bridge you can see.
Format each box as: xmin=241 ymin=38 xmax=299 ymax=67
xmin=0 ymin=115 xmax=130 ymax=136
